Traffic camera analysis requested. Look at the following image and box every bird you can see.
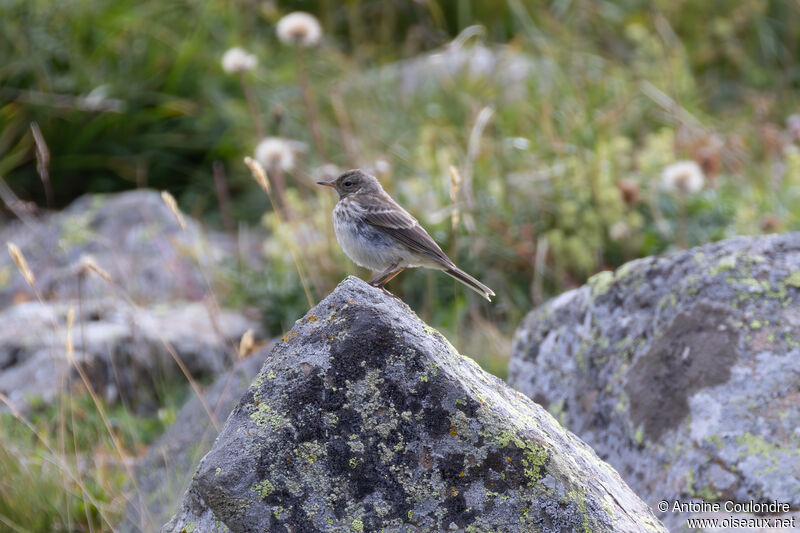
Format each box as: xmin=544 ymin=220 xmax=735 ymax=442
xmin=317 ymin=169 xmax=495 ymax=301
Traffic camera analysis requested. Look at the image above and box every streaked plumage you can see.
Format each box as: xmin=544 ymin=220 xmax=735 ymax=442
xmin=318 ymin=169 xmax=495 ymax=301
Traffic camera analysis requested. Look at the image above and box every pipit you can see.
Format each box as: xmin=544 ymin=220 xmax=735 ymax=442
xmin=318 ymin=169 xmax=495 ymax=301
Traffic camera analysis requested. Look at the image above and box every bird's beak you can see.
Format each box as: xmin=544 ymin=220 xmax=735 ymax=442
xmin=317 ymin=180 xmax=335 ymax=188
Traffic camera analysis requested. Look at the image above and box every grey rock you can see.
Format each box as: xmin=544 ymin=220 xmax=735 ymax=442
xmin=0 ymin=189 xmax=264 ymax=413
xmin=508 ymin=234 xmax=800 ymax=531
xmin=0 ymin=299 xmax=257 ymax=413
xmin=359 ymin=42 xmax=537 ymax=102
xmin=119 ymin=349 xmax=267 ymax=533
xmin=163 ymin=276 xmax=666 ymax=533
xmin=0 ymin=189 xmax=260 ymax=306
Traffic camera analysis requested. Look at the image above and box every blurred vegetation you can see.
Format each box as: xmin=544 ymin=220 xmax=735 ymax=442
xmin=0 ymin=391 xmax=185 ymax=531
xmin=2 ymin=1 xmax=800 ymax=529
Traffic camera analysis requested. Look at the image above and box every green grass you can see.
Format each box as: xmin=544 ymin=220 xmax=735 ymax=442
xmin=0 ymin=390 xmax=186 ymax=532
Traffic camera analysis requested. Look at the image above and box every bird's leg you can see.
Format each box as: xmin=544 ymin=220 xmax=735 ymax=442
xmin=374 ymin=267 xmax=406 ymax=298
xmin=368 ymin=263 xmax=399 ymax=286
xmin=377 ymin=267 xmax=405 ymax=288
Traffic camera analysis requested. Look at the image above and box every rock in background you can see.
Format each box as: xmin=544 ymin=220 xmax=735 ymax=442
xmin=164 ymin=277 xmax=666 ymax=533
xmin=509 ymin=234 xmax=800 ymax=531
xmin=0 ymin=299 xmax=255 ymax=413
xmin=358 ymin=42 xmax=535 ymax=102
xmin=0 ymin=189 xmax=256 ymax=306
xmin=0 ymin=190 xmax=262 ymax=413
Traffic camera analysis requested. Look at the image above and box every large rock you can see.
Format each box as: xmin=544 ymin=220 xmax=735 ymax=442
xmin=0 ymin=189 xmax=258 ymax=306
xmin=164 ymin=276 xmax=665 ymax=533
xmin=364 ymin=42 xmax=535 ymax=102
xmin=0 ymin=299 xmax=257 ymax=413
xmin=509 ymin=234 xmax=800 ymax=531
xmin=0 ymin=190 xmax=263 ymax=413
xmin=119 ymin=349 xmax=267 ymax=533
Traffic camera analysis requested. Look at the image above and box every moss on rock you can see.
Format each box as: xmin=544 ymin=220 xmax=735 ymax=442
xmin=509 ymin=233 xmax=800 ymax=532
xmin=164 ymin=277 xmax=665 ymax=533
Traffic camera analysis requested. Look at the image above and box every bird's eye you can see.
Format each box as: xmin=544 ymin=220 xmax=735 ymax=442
xmin=344 ymin=181 xmax=353 ymax=187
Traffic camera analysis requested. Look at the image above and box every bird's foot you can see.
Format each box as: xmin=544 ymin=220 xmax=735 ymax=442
xmin=371 ymin=284 xmax=401 ymax=299
xmin=368 ymin=268 xmax=405 ymax=299
xmin=381 ymin=287 xmax=402 ymax=300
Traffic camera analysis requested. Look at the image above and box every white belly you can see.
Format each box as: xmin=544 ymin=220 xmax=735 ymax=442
xmin=333 ymin=204 xmax=407 ymax=272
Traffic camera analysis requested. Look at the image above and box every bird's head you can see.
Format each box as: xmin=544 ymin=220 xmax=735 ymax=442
xmin=317 ymin=169 xmax=381 ymax=199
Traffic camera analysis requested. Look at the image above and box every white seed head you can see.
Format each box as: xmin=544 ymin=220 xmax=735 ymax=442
xmin=661 ymin=160 xmax=705 ymax=195
xmin=255 ymin=137 xmax=295 ymax=172
xmin=374 ymin=158 xmax=391 ymax=176
xmin=276 ymin=12 xmax=322 ymax=48
xmin=609 ymin=221 xmax=631 ymax=241
xmin=221 ymin=47 xmax=258 ymax=73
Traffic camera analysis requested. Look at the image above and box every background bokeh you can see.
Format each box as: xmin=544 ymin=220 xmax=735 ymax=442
xmin=2 ymin=1 xmax=800 ymax=530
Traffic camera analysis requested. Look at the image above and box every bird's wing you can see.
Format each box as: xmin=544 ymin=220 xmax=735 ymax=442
xmin=362 ymin=195 xmax=455 ymax=268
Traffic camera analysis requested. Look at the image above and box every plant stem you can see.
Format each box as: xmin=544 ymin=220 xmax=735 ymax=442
xmin=240 ymin=73 xmax=264 ymax=140
xmin=678 ymin=192 xmax=688 ymax=249
xmin=245 ymin=158 xmax=315 ymax=307
xmin=268 ymin=167 xmax=292 ymax=220
xmin=213 ymin=161 xmax=235 ymax=235
xmin=296 ymin=49 xmax=328 ymax=162
xmin=330 ymin=83 xmax=359 ymax=167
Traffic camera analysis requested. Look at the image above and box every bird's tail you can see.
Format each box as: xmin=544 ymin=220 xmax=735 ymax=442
xmin=444 ymin=267 xmax=495 ymax=302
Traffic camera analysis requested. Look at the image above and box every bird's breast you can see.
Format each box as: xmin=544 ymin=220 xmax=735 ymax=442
xmin=333 ymin=200 xmax=404 ymax=271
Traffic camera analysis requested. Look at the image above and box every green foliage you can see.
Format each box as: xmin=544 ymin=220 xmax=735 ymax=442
xmin=224 ymin=255 xmax=310 ymax=335
xmin=2 ymin=0 xmax=285 ymax=214
xmin=10 ymin=392 xmax=184 ymax=452
xmin=0 ymin=389 xmax=184 ymax=531
xmin=0 ymin=438 xmax=110 ymax=532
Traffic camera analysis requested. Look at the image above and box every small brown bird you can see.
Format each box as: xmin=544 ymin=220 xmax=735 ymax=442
xmin=318 ymin=169 xmax=495 ymax=301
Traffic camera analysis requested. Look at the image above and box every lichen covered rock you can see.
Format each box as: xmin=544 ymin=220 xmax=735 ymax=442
xmin=509 ymin=234 xmax=800 ymax=531
xmin=164 ymin=276 xmax=664 ymax=533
